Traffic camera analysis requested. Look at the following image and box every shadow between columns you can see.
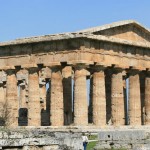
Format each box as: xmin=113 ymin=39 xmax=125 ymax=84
xmin=140 ymin=71 xmax=145 ymax=125
xmin=105 ymin=69 xmax=112 ymax=125
xmin=41 ymin=79 xmax=50 ymax=126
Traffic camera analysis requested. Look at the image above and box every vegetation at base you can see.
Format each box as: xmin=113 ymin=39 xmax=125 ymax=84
xmin=87 ymin=141 xmax=97 ymax=150
xmin=0 ymin=102 xmax=11 ymax=127
xmin=86 ymin=134 xmax=127 ymax=150
xmin=88 ymin=134 xmax=98 ymax=140
xmin=87 ymin=134 xmax=98 ymax=150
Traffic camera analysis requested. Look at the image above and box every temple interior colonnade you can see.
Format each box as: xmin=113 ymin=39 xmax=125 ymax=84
xmin=0 ymin=63 xmax=149 ymax=127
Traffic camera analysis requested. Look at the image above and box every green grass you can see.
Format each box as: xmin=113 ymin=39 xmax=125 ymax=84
xmin=87 ymin=134 xmax=98 ymax=150
xmin=86 ymin=134 xmax=127 ymax=150
xmin=87 ymin=141 xmax=97 ymax=150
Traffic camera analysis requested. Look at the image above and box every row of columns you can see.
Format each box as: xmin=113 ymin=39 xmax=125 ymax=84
xmin=0 ymin=65 xmax=150 ymax=127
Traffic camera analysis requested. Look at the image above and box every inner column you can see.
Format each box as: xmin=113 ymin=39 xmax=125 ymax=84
xmin=19 ymin=80 xmax=28 ymax=126
xmin=74 ymin=65 xmax=88 ymax=126
xmin=6 ymin=69 xmax=18 ymax=127
xmin=20 ymin=81 xmax=27 ymax=108
xmin=50 ymin=66 xmax=64 ymax=126
xmin=105 ymin=69 xmax=112 ymax=125
xmin=28 ymin=67 xmax=41 ymax=126
xmin=111 ymin=68 xmax=125 ymax=125
xmin=0 ymin=82 xmax=6 ymax=126
xmin=145 ymin=71 xmax=150 ymax=125
xmin=92 ymin=66 xmax=106 ymax=126
xmin=39 ymin=78 xmax=47 ymax=126
xmin=128 ymin=70 xmax=141 ymax=125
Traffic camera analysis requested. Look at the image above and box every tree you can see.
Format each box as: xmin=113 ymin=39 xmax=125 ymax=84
xmin=0 ymin=101 xmax=11 ymax=127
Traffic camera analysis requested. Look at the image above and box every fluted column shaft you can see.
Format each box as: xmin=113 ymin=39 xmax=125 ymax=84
xmin=128 ymin=71 xmax=141 ymax=125
xmin=92 ymin=67 xmax=106 ymax=126
xmin=28 ymin=68 xmax=41 ymax=126
xmin=50 ymin=67 xmax=64 ymax=126
xmin=0 ymin=83 xmax=6 ymax=117
xmin=145 ymin=72 xmax=150 ymax=125
xmin=6 ymin=69 xmax=18 ymax=127
xmin=111 ymin=69 xmax=125 ymax=125
xmin=74 ymin=66 xmax=88 ymax=126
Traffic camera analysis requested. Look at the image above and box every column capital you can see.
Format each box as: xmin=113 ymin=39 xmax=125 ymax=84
xmin=74 ymin=65 xmax=90 ymax=77
xmin=62 ymin=66 xmax=72 ymax=78
xmin=73 ymin=64 xmax=89 ymax=70
xmin=91 ymin=65 xmax=106 ymax=72
xmin=112 ymin=67 xmax=124 ymax=72
xmin=145 ymin=69 xmax=150 ymax=76
xmin=126 ymin=68 xmax=140 ymax=75
xmin=5 ymin=69 xmax=17 ymax=76
xmin=27 ymin=67 xmax=39 ymax=74
xmin=111 ymin=67 xmax=127 ymax=77
xmin=50 ymin=66 xmax=62 ymax=72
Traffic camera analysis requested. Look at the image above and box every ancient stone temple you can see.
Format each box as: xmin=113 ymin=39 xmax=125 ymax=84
xmin=0 ymin=20 xmax=150 ymax=128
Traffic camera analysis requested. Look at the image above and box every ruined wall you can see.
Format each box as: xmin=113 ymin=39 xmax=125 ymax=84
xmin=0 ymin=128 xmax=82 ymax=150
xmin=1 ymin=127 xmax=150 ymax=150
xmin=96 ymin=128 xmax=150 ymax=150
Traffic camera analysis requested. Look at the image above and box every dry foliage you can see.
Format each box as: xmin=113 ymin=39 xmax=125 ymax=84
xmin=0 ymin=101 xmax=12 ymax=127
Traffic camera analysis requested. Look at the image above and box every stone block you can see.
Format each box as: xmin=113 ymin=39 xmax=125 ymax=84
xmin=112 ymin=130 xmax=146 ymax=141
xmin=98 ymin=131 xmax=113 ymax=141
xmin=132 ymin=144 xmax=150 ymax=150
xmin=95 ymin=143 xmax=111 ymax=149
xmin=43 ymin=145 xmax=59 ymax=150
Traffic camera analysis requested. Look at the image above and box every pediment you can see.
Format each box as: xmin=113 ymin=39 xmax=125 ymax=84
xmin=79 ymin=20 xmax=150 ymax=43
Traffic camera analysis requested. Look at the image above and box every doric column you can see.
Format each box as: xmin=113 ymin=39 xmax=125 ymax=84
xmin=20 ymin=81 xmax=27 ymax=108
xmin=128 ymin=70 xmax=141 ymax=125
xmin=111 ymin=68 xmax=125 ymax=125
xmin=74 ymin=65 xmax=88 ymax=126
xmin=50 ymin=66 xmax=64 ymax=126
xmin=92 ymin=66 xmax=106 ymax=126
xmin=145 ymin=71 xmax=150 ymax=125
xmin=39 ymin=79 xmax=47 ymax=126
xmin=62 ymin=66 xmax=72 ymax=125
xmin=6 ymin=69 xmax=18 ymax=127
xmin=0 ymin=82 xmax=6 ymax=125
xmin=28 ymin=67 xmax=41 ymax=126
xmin=39 ymin=79 xmax=46 ymax=110
xmin=39 ymin=68 xmax=47 ymax=110
xmin=18 ymin=80 xmax=28 ymax=126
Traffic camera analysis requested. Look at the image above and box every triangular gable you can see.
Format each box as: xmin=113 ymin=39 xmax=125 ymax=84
xmin=78 ymin=20 xmax=150 ymax=43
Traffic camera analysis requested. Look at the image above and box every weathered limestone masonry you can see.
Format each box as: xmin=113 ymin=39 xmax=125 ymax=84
xmin=0 ymin=127 xmax=83 ymax=150
xmin=1 ymin=20 xmax=150 ymax=149
xmin=1 ymin=126 xmax=150 ymax=150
